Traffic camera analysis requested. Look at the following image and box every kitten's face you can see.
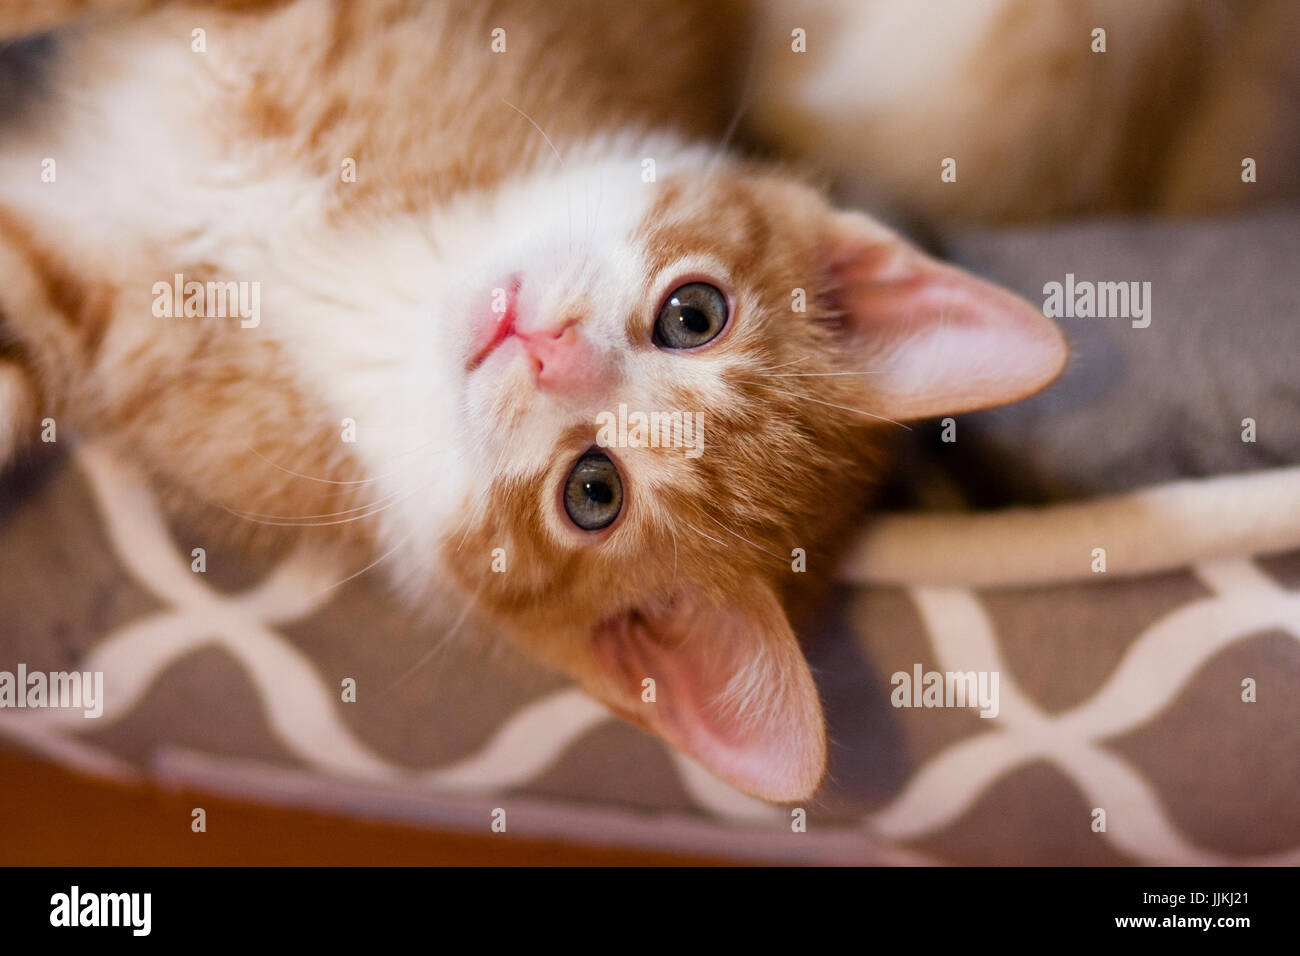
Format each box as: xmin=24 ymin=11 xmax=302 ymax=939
xmin=448 ymin=164 xmax=877 ymax=624
xmin=422 ymin=157 xmax=1066 ymax=800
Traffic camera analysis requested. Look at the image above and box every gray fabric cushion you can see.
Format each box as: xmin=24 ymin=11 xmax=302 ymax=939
xmin=909 ymin=210 xmax=1300 ymax=506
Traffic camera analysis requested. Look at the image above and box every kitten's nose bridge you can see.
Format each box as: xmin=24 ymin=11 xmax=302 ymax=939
xmin=516 ymin=319 xmax=611 ymax=395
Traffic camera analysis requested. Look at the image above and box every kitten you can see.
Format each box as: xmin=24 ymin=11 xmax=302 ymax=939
xmin=748 ymin=0 xmax=1300 ymax=224
xmin=0 ymin=0 xmax=1065 ymax=800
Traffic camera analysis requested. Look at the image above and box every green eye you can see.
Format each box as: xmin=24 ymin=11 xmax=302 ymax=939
xmin=563 ymin=450 xmax=623 ymax=531
xmin=653 ymin=282 xmax=728 ymax=349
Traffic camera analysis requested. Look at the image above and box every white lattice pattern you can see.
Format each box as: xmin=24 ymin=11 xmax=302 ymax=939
xmin=2 ymin=443 xmax=1296 ymax=864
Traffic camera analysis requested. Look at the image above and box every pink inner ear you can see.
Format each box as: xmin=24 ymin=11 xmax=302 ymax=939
xmin=590 ymin=588 xmax=826 ymax=802
xmin=827 ymin=214 xmax=1068 ymax=420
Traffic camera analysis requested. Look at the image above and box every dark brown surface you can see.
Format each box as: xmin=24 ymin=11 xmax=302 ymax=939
xmin=0 ymin=747 xmax=735 ymax=866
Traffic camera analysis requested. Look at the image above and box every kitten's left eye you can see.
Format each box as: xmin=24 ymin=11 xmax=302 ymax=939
xmin=563 ymin=450 xmax=623 ymax=532
xmin=654 ymin=282 xmax=728 ymax=349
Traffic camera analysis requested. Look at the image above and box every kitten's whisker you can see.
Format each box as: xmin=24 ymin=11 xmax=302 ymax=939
xmin=454 ymin=439 xmax=512 ymax=552
xmin=224 ymin=485 xmax=419 ymax=528
xmin=385 ymin=576 xmax=487 ymax=691
xmin=737 ymin=381 xmax=912 ymax=430
xmin=767 ymin=369 xmax=890 ymax=378
xmin=501 ymin=98 xmax=566 ymax=170
xmin=446 ymin=434 xmax=493 ymax=548
xmin=585 ymin=174 xmax=604 ymax=251
xmin=707 ymin=38 xmax=762 ymax=174
xmin=241 ymin=437 xmax=440 ymax=486
xmin=500 ymin=97 xmax=572 ymax=255
xmin=683 ymin=521 xmax=728 ymax=549
xmin=242 ymin=443 xmax=384 ymax=486
xmin=666 ymin=517 xmax=680 ymax=589
xmin=312 ymin=519 xmax=422 ymax=597
xmin=749 ymin=357 xmax=809 ymax=374
xmin=700 ymin=509 xmax=784 ymax=560
xmin=223 ymin=484 xmax=408 ymax=523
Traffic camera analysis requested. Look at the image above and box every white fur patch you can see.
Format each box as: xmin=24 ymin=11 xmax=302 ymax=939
xmin=0 ymin=15 xmax=742 ymax=594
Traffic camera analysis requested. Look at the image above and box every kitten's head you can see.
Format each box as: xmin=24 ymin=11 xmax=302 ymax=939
xmin=434 ymin=153 xmax=1066 ymax=800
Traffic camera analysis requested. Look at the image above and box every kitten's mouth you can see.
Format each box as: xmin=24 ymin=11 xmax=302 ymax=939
xmin=467 ymin=276 xmax=521 ymax=371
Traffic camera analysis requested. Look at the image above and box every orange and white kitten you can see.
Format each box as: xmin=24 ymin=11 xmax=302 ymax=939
xmin=0 ymin=0 xmax=1064 ymax=800
xmin=749 ymin=0 xmax=1300 ymax=224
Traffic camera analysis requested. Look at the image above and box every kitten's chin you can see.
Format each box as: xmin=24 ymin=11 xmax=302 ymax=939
xmin=464 ymin=339 xmax=543 ymax=425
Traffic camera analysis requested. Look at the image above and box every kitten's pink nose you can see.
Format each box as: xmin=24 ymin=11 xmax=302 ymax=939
xmin=515 ymin=320 xmax=610 ymax=395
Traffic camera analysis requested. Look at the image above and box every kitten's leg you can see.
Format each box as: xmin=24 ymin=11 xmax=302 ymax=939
xmin=0 ymin=1 xmax=288 ymax=41
xmin=0 ymin=210 xmax=85 ymax=469
xmin=0 ymin=1 xmax=164 ymax=41
xmin=0 ymin=223 xmax=48 ymax=466
xmin=0 ymin=353 xmax=38 ymax=466
xmin=0 ymin=2 xmax=131 ymax=39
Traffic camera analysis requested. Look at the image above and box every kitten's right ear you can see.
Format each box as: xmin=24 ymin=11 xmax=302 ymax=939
xmin=585 ymin=582 xmax=826 ymax=802
xmin=822 ymin=211 xmax=1068 ymax=420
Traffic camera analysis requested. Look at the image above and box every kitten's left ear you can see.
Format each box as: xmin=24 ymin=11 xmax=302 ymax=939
xmin=824 ymin=211 xmax=1068 ymax=420
xmin=587 ymin=582 xmax=826 ymax=802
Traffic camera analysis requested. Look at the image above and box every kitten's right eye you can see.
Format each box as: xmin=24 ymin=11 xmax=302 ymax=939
xmin=563 ymin=450 xmax=623 ymax=531
xmin=654 ymin=282 xmax=728 ymax=349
